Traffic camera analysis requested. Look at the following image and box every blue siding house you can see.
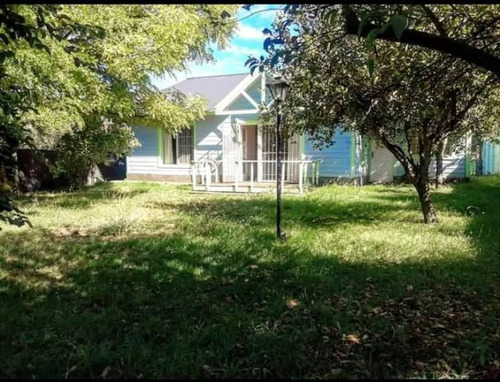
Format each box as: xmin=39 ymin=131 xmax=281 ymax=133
xmin=126 ymin=72 xmax=472 ymax=191
xmin=127 ymin=72 xmax=365 ymax=191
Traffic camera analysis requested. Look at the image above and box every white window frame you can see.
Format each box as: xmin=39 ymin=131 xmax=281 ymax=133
xmin=159 ymin=127 xmax=193 ymax=168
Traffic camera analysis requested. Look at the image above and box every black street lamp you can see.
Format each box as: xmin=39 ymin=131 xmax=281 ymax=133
xmin=266 ymin=76 xmax=289 ymax=243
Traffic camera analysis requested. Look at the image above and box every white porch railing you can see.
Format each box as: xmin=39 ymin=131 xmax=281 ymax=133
xmin=190 ymin=159 xmax=322 ymax=194
xmin=235 ymin=160 xmax=321 ymax=195
xmin=190 ymin=160 xmax=222 ymax=191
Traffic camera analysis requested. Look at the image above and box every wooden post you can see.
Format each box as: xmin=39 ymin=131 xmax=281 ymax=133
xmin=281 ymin=160 xmax=285 ymax=193
xmin=315 ymin=160 xmax=320 ymax=186
xmin=299 ymin=162 xmax=303 ymax=195
xmin=191 ymin=162 xmax=196 ymax=190
xmin=250 ymin=162 xmax=254 ymax=193
xmin=205 ymin=162 xmax=211 ymax=191
xmin=235 ymin=161 xmax=239 ymax=192
xmin=304 ymin=161 xmax=309 ymax=188
xmin=257 ymin=129 xmax=263 ymax=182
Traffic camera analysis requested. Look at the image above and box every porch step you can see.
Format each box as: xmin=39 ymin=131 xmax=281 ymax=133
xmin=192 ymin=183 xmax=304 ymax=194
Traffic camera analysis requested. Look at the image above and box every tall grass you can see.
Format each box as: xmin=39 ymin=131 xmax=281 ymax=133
xmin=0 ymin=177 xmax=499 ymax=379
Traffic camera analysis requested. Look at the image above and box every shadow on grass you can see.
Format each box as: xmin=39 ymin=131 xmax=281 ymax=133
xmin=17 ymin=183 xmax=150 ymax=210
xmin=146 ymin=195 xmax=419 ymax=229
xmin=0 ymin=178 xmax=499 ymax=379
xmin=369 ymin=177 xmax=500 ymax=256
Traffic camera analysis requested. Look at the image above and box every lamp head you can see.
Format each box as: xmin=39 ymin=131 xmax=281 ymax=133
xmin=265 ymin=76 xmax=289 ymax=103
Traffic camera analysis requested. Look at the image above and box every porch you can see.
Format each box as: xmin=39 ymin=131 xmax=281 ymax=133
xmin=190 ymin=159 xmax=321 ymax=195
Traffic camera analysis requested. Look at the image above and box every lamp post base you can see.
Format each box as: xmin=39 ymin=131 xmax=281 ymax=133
xmin=278 ymin=232 xmax=286 ymax=243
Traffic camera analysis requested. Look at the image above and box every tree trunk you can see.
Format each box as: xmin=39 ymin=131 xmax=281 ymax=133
xmin=415 ymin=180 xmax=437 ymax=223
xmin=477 ymin=138 xmax=484 ymax=175
xmin=3 ymin=148 xmax=19 ymax=191
xmin=435 ymin=138 xmax=447 ymax=188
xmin=412 ymin=152 xmax=438 ymax=223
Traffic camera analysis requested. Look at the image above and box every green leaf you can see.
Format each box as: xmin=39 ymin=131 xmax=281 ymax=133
xmin=367 ymin=58 xmax=375 ymax=78
xmin=244 ymin=56 xmax=256 ymax=67
xmin=325 ymin=10 xmax=336 ymax=26
xmin=263 ymin=37 xmax=272 ymax=52
xmin=366 ymin=29 xmax=379 ymax=52
xmin=389 ymin=14 xmax=407 ymax=39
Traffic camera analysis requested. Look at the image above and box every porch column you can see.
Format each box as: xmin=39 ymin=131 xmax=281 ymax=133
xmin=257 ymin=127 xmax=263 ymax=182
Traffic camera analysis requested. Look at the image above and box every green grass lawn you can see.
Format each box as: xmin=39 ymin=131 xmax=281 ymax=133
xmin=1 ymin=176 xmax=499 ymax=379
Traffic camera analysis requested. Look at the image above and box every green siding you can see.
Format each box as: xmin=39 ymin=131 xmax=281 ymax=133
xmin=465 ymin=153 xmax=472 ymax=177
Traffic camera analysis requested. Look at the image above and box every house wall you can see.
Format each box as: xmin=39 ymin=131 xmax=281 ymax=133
xmin=126 ymin=125 xmax=192 ymax=182
xmin=194 ymin=115 xmax=225 ymax=163
xmin=482 ymin=140 xmax=500 ymax=175
xmin=194 ymin=115 xmax=226 ymax=182
xmin=391 ymin=154 xmax=466 ymax=179
xmin=127 ymin=115 xmax=261 ymax=184
xmin=304 ymin=128 xmax=355 ymax=181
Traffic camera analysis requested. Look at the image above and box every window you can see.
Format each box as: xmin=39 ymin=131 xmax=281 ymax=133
xmin=161 ymin=127 xmax=193 ymax=165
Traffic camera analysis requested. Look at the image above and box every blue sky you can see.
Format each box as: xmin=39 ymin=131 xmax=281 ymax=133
xmin=151 ymin=4 xmax=281 ymax=90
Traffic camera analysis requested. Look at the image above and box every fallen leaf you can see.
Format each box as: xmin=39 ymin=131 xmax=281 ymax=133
xmin=286 ymin=298 xmax=300 ymax=309
xmin=65 ymin=365 xmax=77 ymax=379
xmin=101 ymin=366 xmax=111 ymax=379
xmin=346 ymin=334 xmax=361 ymax=344
xmin=432 ymin=323 xmax=446 ymax=329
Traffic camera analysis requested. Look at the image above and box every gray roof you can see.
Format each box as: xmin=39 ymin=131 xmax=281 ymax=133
xmin=165 ymin=73 xmax=249 ymax=110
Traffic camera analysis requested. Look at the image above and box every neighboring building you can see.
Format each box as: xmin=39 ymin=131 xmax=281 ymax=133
xmin=481 ymin=140 xmax=500 ymax=175
xmin=371 ymin=139 xmax=474 ymax=183
xmin=126 ymin=72 xmax=476 ymax=191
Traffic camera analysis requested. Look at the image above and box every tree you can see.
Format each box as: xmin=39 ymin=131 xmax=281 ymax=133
xmin=340 ymin=5 xmax=500 ymax=78
xmin=241 ymin=4 xmax=500 ymax=78
xmin=0 ymin=4 xmax=239 ymax=228
xmin=1 ymin=4 xmax=239 ymax=189
xmin=0 ymin=4 xmax=75 ymax=227
xmin=247 ymin=5 xmax=498 ymax=223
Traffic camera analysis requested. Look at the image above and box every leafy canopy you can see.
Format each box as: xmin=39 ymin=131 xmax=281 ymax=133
xmin=245 ymin=4 xmax=500 ymax=223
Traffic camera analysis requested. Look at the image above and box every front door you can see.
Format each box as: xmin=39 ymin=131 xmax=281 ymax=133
xmin=242 ymin=125 xmax=257 ymax=181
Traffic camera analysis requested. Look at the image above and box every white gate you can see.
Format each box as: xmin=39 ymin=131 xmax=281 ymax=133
xmin=261 ymin=129 xmax=301 ymax=182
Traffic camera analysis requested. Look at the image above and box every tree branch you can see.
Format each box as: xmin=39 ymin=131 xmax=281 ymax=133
xmin=342 ymin=5 xmax=500 ymax=78
xmin=420 ymin=5 xmax=447 ymax=37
